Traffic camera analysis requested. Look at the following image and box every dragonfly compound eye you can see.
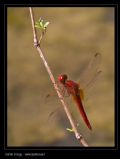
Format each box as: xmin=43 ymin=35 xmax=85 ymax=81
xmin=58 ymin=74 xmax=67 ymax=83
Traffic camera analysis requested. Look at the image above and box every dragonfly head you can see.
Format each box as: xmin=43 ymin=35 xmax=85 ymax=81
xmin=58 ymin=74 xmax=67 ymax=84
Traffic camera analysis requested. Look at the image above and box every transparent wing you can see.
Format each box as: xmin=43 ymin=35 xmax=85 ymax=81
xmin=78 ymin=53 xmax=102 ymax=98
xmin=46 ymin=53 xmax=102 ymax=119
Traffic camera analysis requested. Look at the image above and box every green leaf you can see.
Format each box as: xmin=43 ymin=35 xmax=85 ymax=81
xmin=66 ymin=128 xmax=74 ymax=132
xmin=44 ymin=22 xmax=50 ymax=28
xmin=35 ymin=18 xmax=50 ymax=31
xmin=35 ymin=23 xmax=42 ymax=29
xmin=40 ymin=22 xmax=44 ymax=28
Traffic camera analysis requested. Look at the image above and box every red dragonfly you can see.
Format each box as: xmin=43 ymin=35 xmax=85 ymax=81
xmin=57 ymin=53 xmax=101 ymax=130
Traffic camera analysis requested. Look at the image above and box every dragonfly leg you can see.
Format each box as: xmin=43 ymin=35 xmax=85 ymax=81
xmin=61 ymin=87 xmax=70 ymax=97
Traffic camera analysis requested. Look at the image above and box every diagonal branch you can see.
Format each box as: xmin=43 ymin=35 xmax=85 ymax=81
xmin=29 ymin=7 xmax=89 ymax=147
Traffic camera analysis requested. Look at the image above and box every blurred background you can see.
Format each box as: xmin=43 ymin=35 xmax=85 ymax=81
xmin=7 ymin=7 xmax=114 ymax=147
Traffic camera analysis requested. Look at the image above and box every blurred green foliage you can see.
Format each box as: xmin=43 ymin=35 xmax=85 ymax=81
xmin=8 ymin=7 xmax=114 ymax=146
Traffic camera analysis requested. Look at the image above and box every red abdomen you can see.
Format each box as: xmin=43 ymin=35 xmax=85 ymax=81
xmin=65 ymin=80 xmax=92 ymax=130
xmin=72 ymin=94 xmax=92 ymax=130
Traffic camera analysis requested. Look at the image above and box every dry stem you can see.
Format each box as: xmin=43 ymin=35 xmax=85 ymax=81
xmin=29 ymin=7 xmax=89 ymax=147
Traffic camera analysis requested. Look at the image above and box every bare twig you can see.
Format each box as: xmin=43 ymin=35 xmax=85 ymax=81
xmin=29 ymin=7 xmax=89 ymax=147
